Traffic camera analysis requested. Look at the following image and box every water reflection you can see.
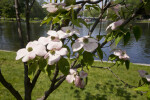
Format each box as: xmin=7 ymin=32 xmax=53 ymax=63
xmin=0 ymin=22 xmax=150 ymax=64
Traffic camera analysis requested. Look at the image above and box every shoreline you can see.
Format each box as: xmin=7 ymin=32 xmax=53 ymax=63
xmin=1 ymin=50 xmax=150 ymax=66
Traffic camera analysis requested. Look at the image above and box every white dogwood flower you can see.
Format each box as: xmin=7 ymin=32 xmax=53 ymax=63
xmin=42 ymin=3 xmax=66 ymax=13
xmin=56 ymin=26 xmax=80 ymax=39
xmin=106 ymin=19 xmax=124 ymax=31
xmin=66 ymin=69 xmax=77 ymax=83
xmin=72 ymin=36 xmax=98 ymax=52
xmin=74 ymin=76 xmax=85 ymax=88
xmin=79 ymin=71 xmax=88 ymax=78
xmin=44 ymin=48 xmax=68 ymax=65
xmin=114 ymin=49 xmax=129 ymax=60
xmin=16 ymin=41 xmax=47 ymax=62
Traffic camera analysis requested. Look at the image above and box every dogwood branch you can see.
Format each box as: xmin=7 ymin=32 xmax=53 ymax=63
xmin=76 ymin=0 xmax=103 ymax=4
xmin=0 ymin=69 xmax=23 ymax=100
xmin=91 ymin=63 xmax=137 ymax=88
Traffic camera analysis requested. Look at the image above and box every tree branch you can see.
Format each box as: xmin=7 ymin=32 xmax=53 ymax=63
xmin=0 ymin=69 xmax=23 ymax=100
xmin=76 ymin=0 xmax=103 ymax=4
xmin=29 ymin=0 xmax=36 ymax=11
xmin=31 ymin=69 xmax=41 ymax=90
xmin=89 ymin=2 xmax=111 ymax=35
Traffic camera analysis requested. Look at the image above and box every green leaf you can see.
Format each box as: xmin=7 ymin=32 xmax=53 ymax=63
xmin=39 ymin=58 xmax=47 ymax=71
xmin=58 ymin=57 xmax=70 ymax=75
xmin=115 ymin=33 xmax=123 ymax=46
xmin=134 ymin=85 xmax=149 ymax=92
xmin=124 ymin=32 xmax=130 ymax=46
xmin=83 ymin=51 xmax=94 ymax=66
xmin=77 ymin=18 xmax=88 ymax=28
xmin=72 ymin=19 xmax=81 ymax=27
xmin=109 ymin=54 xmax=117 ymax=61
xmin=133 ymin=26 xmax=142 ymax=41
xmin=28 ymin=61 xmax=38 ymax=80
xmin=147 ymin=91 xmax=150 ymax=99
xmin=45 ymin=65 xmax=55 ymax=77
xmin=125 ymin=60 xmax=130 ymax=70
xmin=97 ymin=44 xmax=103 ymax=61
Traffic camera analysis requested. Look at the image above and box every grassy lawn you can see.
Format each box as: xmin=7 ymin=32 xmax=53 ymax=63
xmin=0 ymin=50 xmax=149 ymax=100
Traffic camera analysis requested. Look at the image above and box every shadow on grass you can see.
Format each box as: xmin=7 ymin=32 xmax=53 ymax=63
xmin=73 ymin=80 xmax=138 ymax=100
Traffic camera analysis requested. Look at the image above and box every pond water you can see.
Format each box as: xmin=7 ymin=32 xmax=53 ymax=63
xmin=0 ymin=21 xmax=150 ymax=64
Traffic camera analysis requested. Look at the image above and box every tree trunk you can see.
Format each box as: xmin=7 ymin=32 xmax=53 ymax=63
xmin=25 ymin=0 xmax=31 ymax=42
xmin=14 ymin=0 xmax=24 ymax=48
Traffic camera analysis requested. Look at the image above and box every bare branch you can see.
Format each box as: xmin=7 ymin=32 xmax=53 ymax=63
xmin=76 ymin=0 xmax=103 ymax=4
xmin=0 ymin=69 xmax=23 ymax=100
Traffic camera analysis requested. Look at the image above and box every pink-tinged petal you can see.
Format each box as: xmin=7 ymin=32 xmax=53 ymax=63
xmin=70 ymin=69 xmax=77 ymax=75
xmin=57 ymin=30 xmax=68 ymax=39
xmin=114 ymin=49 xmax=123 ymax=56
xmin=48 ymin=54 xmax=61 ymax=65
xmin=47 ymin=30 xmax=59 ymax=37
xmin=44 ymin=53 xmax=49 ymax=59
xmin=55 ymin=48 xmax=68 ymax=56
xmin=84 ymin=42 xmax=98 ymax=52
xmin=66 ymin=75 xmax=75 ymax=83
xmin=26 ymin=41 xmax=39 ymax=49
xmin=106 ymin=23 xmax=113 ymax=31
xmin=61 ymin=26 xmax=73 ymax=32
xmin=138 ymin=70 xmax=148 ymax=78
xmin=22 ymin=55 xmax=29 ymax=62
xmin=46 ymin=7 xmax=58 ymax=13
xmin=34 ymin=44 xmax=47 ymax=56
xmin=28 ymin=51 xmax=36 ymax=60
xmin=72 ymin=42 xmax=84 ymax=52
xmin=16 ymin=48 xmax=28 ymax=60
xmin=88 ymin=38 xmax=98 ymax=43
xmin=76 ymin=37 xmax=84 ymax=42
xmin=38 ymin=37 xmax=50 ymax=45
xmin=47 ymin=41 xmax=62 ymax=50
xmin=119 ymin=54 xmax=129 ymax=60
xmin=145 ymin=75 xmax=150 ymax=82
xmin=79 ymin=71 xmax=88 ymax=78
xmin=71 ymin=29 xmax=80 ymax=36
xmin=74 ymin=76 xmax=85 ymax=88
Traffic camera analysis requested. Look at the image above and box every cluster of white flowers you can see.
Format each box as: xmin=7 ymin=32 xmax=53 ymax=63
xmin=138 ymin=70 xmax=150 ymax=82
xmin=66 ymin=69 xmax=88 ymax=88
xmin=113 ymin=49 xmax=129 ymax=60
xmin=16 ymin=26 xmax=99 ymax=65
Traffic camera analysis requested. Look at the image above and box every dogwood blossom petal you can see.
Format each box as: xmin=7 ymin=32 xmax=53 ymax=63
xmin=138 ymin=70 xmax=148 ymax=78
xmin=72 ymin=42 xmax=84 ymax=52
xmin=16 ymin=48 xmax=28 ymax=60
xmin=55 ymin=48 xmax=68 ymax=56
xmin=47 ymin=41 xmax=62 ymax=50
xmin=38 ymin=37 xmax=50 ymax=45
xmin=34 ymin=44 xmax=47 ymax=56
xmin=28 ymin=51 xmax=36 ymax=59
xmin=48 ymin=54 xmax=61 ymax=65
xmin=83 ymin=42 xmax=98 ymax=52
xmin=42 ymin=3 xmax=58 ymax=13
xmin=70 ymin=69 xmax=77 ymax=75
xmin=74 ymin=76 xmax=85 ymax=88
xmin=22 ymin=55 xmax=30 ymax=62
xmin=145 ymin=75 xmax=150 ymax=82
xmin=79 ymin=71 xmax=88 ymax=78
xmin=88 ymin=38 xmax=98 ymax=43
xmin=47 ymin=30 xmax=59 ymax=37
xmin=114 ymin=49 xmax=123 ymax=56
xmin=66 ymin=75 xmax=75 ymax=83
xmin=57 ymin=30 xmax=68 ymax=39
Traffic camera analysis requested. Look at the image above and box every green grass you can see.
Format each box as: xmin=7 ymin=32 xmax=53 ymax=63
xmin=0 ymin=50 xmax=149 ymax=100
xmin=136 ymin=20 xmax=150 ymax=23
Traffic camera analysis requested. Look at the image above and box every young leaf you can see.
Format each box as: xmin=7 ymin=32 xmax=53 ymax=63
xmin=133 ymin=26 xmax=142 ymax=41
xmin=125 ymin=60 xmax=130 ymax=70
xmin=97 ymin=44 xmax=103 ymax=61
xmin=39 ymin=58 xmax=47 ymax=71
xmin=115 ymin=33 xmax=123 ymax=46
xmin=28 ymin=61 xmax=38 ymax=80
xmin=83 ymin=51 xmax=94 ymax=66
xmin=58 ymin=57 xmax=70 ymax=75
xmin=124 ymin=32 xmax=130 ymax=46
xmin=134 ymin=85 xmax=149 ymax=92
xmin=109 ymin=54 xmax=117 ymax=61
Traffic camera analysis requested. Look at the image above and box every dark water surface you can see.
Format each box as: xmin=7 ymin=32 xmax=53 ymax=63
xmin=0 ymin=21 xmax=150 ymax=64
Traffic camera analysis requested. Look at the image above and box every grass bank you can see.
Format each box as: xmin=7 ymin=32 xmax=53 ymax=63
xmin=0 ymin=51 xmax=150 ymax=100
